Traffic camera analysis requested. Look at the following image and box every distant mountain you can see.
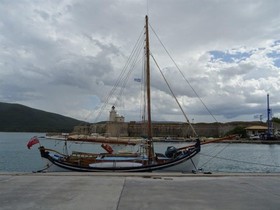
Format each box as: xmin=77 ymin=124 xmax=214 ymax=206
xmin=0 ymin=102 xmax=87 ymax=132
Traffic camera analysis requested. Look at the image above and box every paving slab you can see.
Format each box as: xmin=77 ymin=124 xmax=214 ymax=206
xmin=119 ymin=176 xmax=280 ymax=210
xmin=0 ymin=174 xmax=124 ymax=210
xmin=0 ymin=173 xmax=280 ymax=210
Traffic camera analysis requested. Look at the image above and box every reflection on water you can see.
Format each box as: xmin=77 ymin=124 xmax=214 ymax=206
xmin=1 ymin=132 xmax=280 ymax=173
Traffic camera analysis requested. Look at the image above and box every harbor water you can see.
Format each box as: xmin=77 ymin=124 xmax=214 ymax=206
xmin=1 ymin=132 xmax=280 ymax=173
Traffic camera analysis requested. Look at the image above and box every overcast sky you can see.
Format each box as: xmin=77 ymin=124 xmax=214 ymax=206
xmin=1 ymin=0 xmax=280 ymax=123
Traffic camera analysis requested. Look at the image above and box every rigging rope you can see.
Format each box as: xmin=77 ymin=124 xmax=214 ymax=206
xmin=114 ymin=44 xmax=144 ymax=108
xmin=94 ymin=28 xmax=145 ymax=122
xmin=150 ymin=52 xmax=197 ymax=136
xmin=149 ymin=24 xmax=219 ymax=124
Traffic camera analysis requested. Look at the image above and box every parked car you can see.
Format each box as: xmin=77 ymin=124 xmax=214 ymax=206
xmin=249 ymin=134 xmax=260 ymax=140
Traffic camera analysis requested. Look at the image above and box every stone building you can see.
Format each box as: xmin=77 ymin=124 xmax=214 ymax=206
xmin=127 ymin=121 xmax=189 ymax=137
xmin=72 ymin=107 xmax=277 ymax=138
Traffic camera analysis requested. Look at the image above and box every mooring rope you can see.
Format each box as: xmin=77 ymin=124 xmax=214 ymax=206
xmin=199 ymin=152 xmax=280 ymax=169
xmin=33 ymin=163 xmax=54 ymax=173
xmin=199 ymin=144 xmax=230 ymax=168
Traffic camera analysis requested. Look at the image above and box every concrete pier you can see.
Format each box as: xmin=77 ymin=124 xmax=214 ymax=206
xmin=0 ymin=172 xmax=280 ymax=210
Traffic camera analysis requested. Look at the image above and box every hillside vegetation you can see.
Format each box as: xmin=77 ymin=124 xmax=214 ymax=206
xmin=0 ymin=102 xmax=86 ymax=132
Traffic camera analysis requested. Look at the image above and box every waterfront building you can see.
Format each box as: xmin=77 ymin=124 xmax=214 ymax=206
xmin=245 ymin=125 xmax=268 ymax=139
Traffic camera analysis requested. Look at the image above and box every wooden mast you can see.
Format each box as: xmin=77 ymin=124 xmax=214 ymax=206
xmin=145 ymin=15 xmax=154 ymax=162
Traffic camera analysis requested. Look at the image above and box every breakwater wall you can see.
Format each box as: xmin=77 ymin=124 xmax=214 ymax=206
xmin=73 ymin=121 xmax=271 ymax=138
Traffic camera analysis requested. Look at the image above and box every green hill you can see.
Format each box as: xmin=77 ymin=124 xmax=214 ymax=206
xmin=0 ymin=102 xmax=87 ymax=132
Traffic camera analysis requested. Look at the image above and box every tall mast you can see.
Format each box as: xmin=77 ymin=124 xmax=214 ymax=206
xmin=145 ymin=15 xmax=154 ymax=162
xmin=267 ymin=93 xmax=271 ymax=139
xmin=145 ymin=15 xmax=152 ymax=139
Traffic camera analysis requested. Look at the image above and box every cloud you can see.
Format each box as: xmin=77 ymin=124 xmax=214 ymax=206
xmin=0 ymin=0 xmax=280 ymax=124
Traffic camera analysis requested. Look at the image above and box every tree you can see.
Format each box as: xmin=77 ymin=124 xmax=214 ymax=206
xmin=225 ymin=126 xmax=246 ymax=138
xmin=272 ymin=117 xmax=280 ymax=124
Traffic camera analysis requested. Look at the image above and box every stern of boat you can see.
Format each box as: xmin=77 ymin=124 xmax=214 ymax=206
xmin=39 ymin=146 xmax=49 ymax=159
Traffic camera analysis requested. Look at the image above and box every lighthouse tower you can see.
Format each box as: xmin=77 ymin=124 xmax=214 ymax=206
xmin=109 ymin=106 xmax=117 ymax=121
xmin=109 ymin=106 xmax=125 ymax=122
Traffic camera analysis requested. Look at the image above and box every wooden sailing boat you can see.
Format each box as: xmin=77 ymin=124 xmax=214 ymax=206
xmin=37 ymin=16 xmax=201 ymax=172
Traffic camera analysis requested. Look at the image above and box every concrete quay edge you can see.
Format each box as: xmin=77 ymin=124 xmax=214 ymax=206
xmin=1 ymin=171 xmax=280 ymax=177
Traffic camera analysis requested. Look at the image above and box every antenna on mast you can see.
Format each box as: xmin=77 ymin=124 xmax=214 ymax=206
xmin=146 ymin=0 xmax=149 ymax=16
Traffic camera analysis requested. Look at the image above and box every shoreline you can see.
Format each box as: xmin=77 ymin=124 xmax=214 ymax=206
xmin=216 ymin=139 xmax=280 ymax=144
xmin=153 ymin=138 xmax=280 ymax=144
xmin=0 ymin=171 xmax=280 ymax=176
xmin=44 ymin=134 xmax=280 ymax=144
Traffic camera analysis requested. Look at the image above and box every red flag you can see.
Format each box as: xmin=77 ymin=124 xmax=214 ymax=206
xmin=27 ymin=136 xmax=40 ymax=149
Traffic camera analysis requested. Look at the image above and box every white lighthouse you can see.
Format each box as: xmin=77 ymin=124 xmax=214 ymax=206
xmin=109 ymin=106 xmax=124 ymax=122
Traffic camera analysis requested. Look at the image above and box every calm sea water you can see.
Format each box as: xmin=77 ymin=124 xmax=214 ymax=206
xmin=1 ymin=132 xmax=280 ymax=173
